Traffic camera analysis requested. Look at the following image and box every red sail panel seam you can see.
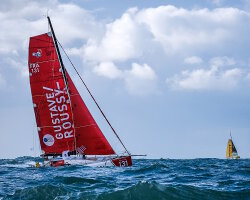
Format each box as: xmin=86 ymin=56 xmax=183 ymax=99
xmin=74 ymin=124 xmax=96 ymax=129
xmin=35 ymin=59 xmax=58 ymax=64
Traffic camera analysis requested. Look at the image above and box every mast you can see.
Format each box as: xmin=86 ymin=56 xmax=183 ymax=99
xmin=47 ymin=16 xmax=68 ymax=89
xmin=47 ymin=16 xmax=77 ymax=152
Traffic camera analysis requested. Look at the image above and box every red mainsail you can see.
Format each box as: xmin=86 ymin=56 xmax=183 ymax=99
xmin=29 ymin=33 xmax=115 ymax=155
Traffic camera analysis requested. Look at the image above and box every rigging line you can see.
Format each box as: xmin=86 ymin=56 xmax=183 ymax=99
xmin=57 ymin=40 xmax=130 ymax=155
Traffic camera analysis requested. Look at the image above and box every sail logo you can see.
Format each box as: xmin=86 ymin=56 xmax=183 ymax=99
xmin=76 ymin=145 xmax=86 ymax=154
xmin=29 ymin=63 xmax=40 ymax=74
xmin=32 ymin=49 xmax=42 ymax=58
xmin=43 ymin=134 xmax=55 ymax=146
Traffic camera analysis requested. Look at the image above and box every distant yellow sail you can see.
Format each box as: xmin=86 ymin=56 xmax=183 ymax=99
xmin=226 ymin=139 xmax=233 ymax=158
xmin=226 ymin=137 xmax=240 ymax=159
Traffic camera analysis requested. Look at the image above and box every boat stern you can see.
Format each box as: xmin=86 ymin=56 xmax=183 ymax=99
xmin=111 ymin=155 xmax=132 ymax=167
xmin=50 ymin=159 xmax=65 ymax=167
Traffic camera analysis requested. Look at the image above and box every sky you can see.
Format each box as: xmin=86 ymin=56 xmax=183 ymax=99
xmin=0 ymin=0 xmax=250 ymax=159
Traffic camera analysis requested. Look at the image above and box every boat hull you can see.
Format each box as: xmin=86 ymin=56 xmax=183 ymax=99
xmin=45 ymin=155 xmax=132 ymax=167
xmin=227 ymin=156 xmax=240 ymax=159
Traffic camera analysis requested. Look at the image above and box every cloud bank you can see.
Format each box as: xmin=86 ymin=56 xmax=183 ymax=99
xmin=1 ymin=1 xmax=250 ymax=94
xmin=80 ymin=5 xmax=250 ymax=93
xmin=167 ymin=57 xmax=243 ymax=90
xmin=94 ymin=62 xmax=157 ymax=95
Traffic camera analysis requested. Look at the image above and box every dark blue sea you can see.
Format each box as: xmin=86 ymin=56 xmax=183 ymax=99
xmin=0 ymin=157 xmax=249 ymax=200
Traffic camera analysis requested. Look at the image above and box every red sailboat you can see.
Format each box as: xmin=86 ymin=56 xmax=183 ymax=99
xmin=28 ymin=16 xmax=132 ymax=167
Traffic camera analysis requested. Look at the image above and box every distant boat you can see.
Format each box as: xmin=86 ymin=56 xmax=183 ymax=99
xmin=28 ymin=16 xmax=132 ymax=167
xmin=226 ymin=132 xmax=240 ymax=159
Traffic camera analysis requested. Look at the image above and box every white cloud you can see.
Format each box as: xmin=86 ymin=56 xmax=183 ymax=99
xmin=4 ymin=58 xmax=28 ymax=77
xmin=93 ymin=62 xmax=157 ymax=95
xmin=184 ymin=56 xmax=203 ymax=65
xmin=124 ymin=63 xmax=157 ymax=95
xmin=125 ymin=63 xmax=156 ymax=80
xmin=0 ymin=1 xmax=100 ymax=55
xmin=167 ymin=57 xmax=243 ymax=90
xmin=210 ymin=56 xmax=236 ymax=67
xmin=0 ymin=0 xmax=103 ymax=85
xmin=1 ymin=2 xmax=250 ymax=95
xmin=83 ymin=8 xmax=148 ymax=62
xmin=135 ymin=6 xmax=244 ymax=54
xmin=51 ymin=4 xmax=103 ymax=45
xmin=81 ymin=5 xmax=250 ymax=65
xmin=93 ymin=62 xmax=122 ymax=79
xmin=81 ymin=6 xmax=250 ymax=93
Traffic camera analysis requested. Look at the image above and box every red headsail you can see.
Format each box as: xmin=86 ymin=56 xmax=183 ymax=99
xmin=28 ymin=33 xmax=115 ymax=155
xmin=67 ymin=73 xmax=115 ymax=155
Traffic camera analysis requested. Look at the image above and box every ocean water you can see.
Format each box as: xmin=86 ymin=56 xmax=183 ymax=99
xmin=0 ymin=157 xmax=249 ymax=200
